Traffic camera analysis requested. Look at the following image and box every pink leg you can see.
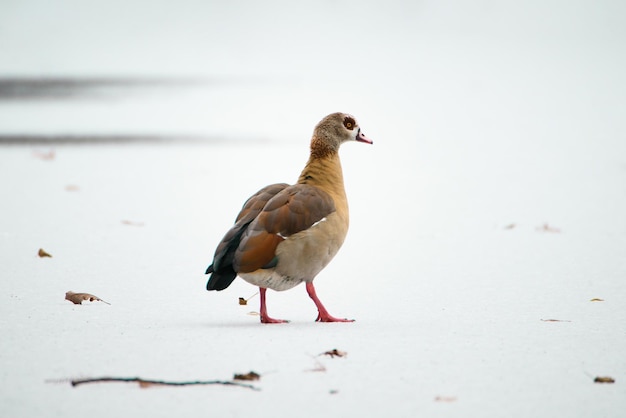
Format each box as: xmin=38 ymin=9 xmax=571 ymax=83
xmin=305 ymin=282 xmax=354 ymax=322
xmin=259 ymin=287 xmax=289 ymax=324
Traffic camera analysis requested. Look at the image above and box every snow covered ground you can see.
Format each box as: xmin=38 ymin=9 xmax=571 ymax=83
xmin=1 ymin=1 xmax=625 ymax=417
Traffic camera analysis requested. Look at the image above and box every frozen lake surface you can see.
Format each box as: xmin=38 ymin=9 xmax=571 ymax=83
xmin=1 ymin=1 xmax=625 ymax=417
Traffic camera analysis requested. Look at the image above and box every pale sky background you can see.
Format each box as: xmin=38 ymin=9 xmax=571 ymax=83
xmin=1 ymin=0 xmax=625 ymax=145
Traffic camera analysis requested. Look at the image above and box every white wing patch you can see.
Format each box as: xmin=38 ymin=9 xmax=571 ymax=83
xmin=311 ymin=217 xmax=327 ymax=228
xmin=276 ymin=217 xmax=327 ymax=240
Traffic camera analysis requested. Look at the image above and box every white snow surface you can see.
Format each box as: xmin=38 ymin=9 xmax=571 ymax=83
xmin=1 ymin=1 xmax=626 ymax=417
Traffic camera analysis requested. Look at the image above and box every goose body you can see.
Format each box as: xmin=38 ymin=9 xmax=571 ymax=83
xmin=205 ymin=112 xmax=372 ymax=323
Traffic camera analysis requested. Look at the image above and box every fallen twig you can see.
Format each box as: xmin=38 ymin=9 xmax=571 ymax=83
xmin=70 ymin=376 xmax=260 ymax=391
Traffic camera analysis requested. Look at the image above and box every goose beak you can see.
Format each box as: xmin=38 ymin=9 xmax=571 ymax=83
xmin=356 ymin=129 xmax=373 ymax=144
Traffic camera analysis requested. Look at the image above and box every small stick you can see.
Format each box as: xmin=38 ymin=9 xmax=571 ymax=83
xmin=540 ymin=319 xmax=571 ymax=322
xmin=70 ymin=376 xmax=260 ymax=391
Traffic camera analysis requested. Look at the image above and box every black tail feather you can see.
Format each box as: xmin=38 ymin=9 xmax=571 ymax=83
xmin=205 ymin=219 xmax=252 ymax=292
xmin=206 ymin=267 xmax=237 ymax=291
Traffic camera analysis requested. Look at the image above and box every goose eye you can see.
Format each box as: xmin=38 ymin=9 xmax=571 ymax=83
xmin=343 ymin=116 xmax=356 ymax=130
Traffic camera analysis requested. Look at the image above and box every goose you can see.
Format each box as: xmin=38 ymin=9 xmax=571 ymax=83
xmin=206 ymin=112 xmax=372 ymax=323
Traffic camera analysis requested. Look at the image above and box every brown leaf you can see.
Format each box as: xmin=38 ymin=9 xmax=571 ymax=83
xmin=435 ymin=395 xmax=458 ymax=402
xmin=594 ymin=376 xmax=615 ymax=384
xmin=504 ymin=223 xmax=516 ymax=230
xmin=590 ymin=298 xmax=604 ymax=302
xmin=65 ymin=291 xmax=110 ymax=305
xmin=536 ymin=223 xmax=561 ymax=233
xmin=38 ymin=248 xmax=52 ymax=258
xmin=233 ymin=371 xmax=260 ymax=381
xmin=121 ymin=220 xmax=144 ymax=227
xmin=238 ymin=292 xmax=258 ymax=306
xmin=65 ymin=185 xmax=80 ymax=192
xmin=306 ymin=358 xmax=327 ymax=373
xmin=540 ymin=319 xmax=571 ymax=322
xmin=321 ymin=349 xmax=347 ymax=358
xmin=32 ymin=150 xmax=55 ymax=160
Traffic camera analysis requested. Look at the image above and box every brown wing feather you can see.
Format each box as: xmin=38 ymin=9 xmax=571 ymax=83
xmin=236 ymin=183 xmax=290 ymax=223
xmin=234 ymin=184 xmax=336 ymax=273
xmin=206 ymin=183 xmax=289 ymax=291
xmin=212 ymin=183 xmax=289 ymax=269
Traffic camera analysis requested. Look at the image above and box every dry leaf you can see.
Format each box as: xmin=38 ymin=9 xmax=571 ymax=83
xmin=65 ymin=185 xmax=80 ymax=192
xmin=238 ymin=292 xmax=258 ymax=306
xmin=536 ymin=223 xmax=561 ymax=233
xmin=594 ymin=376 xmax=615 ymax=384
xmin=233 ymin=371 xmax=260 ymax=381
xmin=540 ymin=319 xmax=571 ymax=322
xmin=121 ymin=220 xmax=144 ymax=227
xmin=321 ymin=349 xmax=347 ymax=358
xmin=504 ymin=223 xmax=516 ymax=230
xmin=306 ymin=358 xmax=327 ymax=373
xmin=435 ymin=396 xmax=457 ymax=402
xmin=38 ymin=248 xmax=52 ymax=258
xmin=590 ymin=298 xmax=604 ymax=302
xmin=33 ymin=150 xmax=55 ymax=160
xmin=65 ymin=291 xmax=110 ymax=305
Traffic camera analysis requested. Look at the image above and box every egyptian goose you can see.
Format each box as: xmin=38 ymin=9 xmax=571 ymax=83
xmin=205 ymin=112 xmax=373 ymax=323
